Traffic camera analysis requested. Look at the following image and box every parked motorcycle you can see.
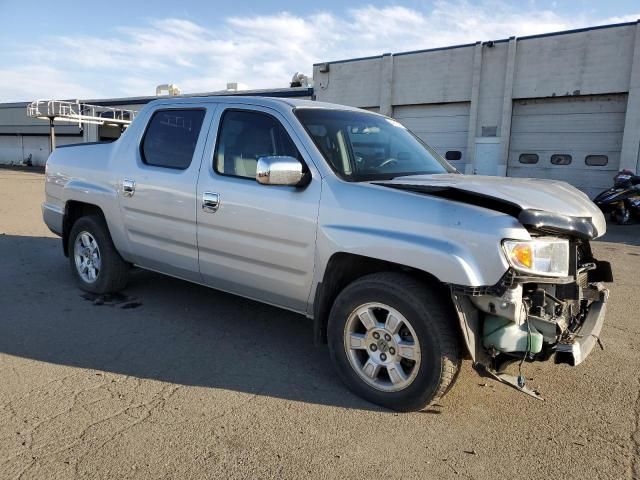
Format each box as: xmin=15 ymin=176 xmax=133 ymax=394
xmin=593 ymin=170 xmax=640 ymax=224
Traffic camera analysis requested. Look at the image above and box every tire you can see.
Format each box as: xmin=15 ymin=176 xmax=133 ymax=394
xmin=68 ymin=215 xmax=129 ymax=294
xmin=327 ymin=272 xmax=461 ymax=412
xmin=614 ymin=205 xmax=630 ymax=225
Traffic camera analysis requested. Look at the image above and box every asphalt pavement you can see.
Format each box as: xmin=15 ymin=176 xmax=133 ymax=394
xmin=1 ymin=168 xmax=639 ymax=479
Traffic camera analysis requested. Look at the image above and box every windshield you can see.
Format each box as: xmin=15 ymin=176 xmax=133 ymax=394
xmin=295 ymin=108 xmax=457 ymax=181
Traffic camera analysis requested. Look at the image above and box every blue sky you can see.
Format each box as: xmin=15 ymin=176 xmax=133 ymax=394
xmin=0 ymin=0 xmax=638 ymax=101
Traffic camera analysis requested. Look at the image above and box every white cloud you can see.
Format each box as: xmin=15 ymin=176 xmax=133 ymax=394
xmin=0 ymin=66 xmax=101 ymax=102
xmin=1 ymin=1 xmax=638 ymax=102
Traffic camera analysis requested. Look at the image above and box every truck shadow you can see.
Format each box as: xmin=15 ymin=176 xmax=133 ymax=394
xmin=0 ymin=234 xmax=382 ymax=411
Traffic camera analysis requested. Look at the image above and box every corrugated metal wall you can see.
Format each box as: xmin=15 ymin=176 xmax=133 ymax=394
xmin=394 ymin=103 xmax=470 ymax=170
xmin=507 ymin=94 xmax=626 ymax=198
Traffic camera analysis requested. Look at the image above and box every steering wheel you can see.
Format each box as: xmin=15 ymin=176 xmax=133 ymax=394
xmin=378 ymin=158 xmax=398 ymax=169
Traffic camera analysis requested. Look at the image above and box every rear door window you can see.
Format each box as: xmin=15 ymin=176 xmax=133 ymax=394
xmin=141 ymin=109 xmax=206 ymax=169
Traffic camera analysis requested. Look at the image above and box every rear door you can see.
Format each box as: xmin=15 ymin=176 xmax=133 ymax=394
xmin=117 ymin=106 xmax=213 ymax=281
xmin=196 ymin=105 xmax=321 ymax=313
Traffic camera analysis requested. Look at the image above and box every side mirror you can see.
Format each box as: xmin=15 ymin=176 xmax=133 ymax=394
xmin=256 ymin=156 xmax=305 ymax=186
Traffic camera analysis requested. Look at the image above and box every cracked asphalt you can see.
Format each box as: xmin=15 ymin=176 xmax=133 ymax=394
xmin=1 ymin=168 xmax=639 ymax=479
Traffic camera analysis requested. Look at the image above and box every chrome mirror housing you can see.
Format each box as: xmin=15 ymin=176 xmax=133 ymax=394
xmin=256 ymin=156 xmax=305 ymax=186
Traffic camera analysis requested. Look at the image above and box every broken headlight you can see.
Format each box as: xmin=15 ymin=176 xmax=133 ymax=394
xmin=502 ymin=238 xmax=569 ymax=277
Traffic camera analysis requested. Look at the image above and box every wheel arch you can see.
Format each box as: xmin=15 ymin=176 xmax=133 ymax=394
xmin=62 ymin=201 xmax=106 ymax=256
xmin=312 ymin=252 xmax=454 ymax=345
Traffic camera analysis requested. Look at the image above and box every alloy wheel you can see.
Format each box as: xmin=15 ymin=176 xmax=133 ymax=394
xmin=73 ymin=231 xmax=101 ymax=283
xmin=343 ymin=302 xmax=421 ymax=392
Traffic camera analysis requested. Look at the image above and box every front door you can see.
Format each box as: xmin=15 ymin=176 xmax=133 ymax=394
xmin=117 ymin=106 xmax=212 ymax=281
xmin=196 ymin=106 xmax=321 ymax=313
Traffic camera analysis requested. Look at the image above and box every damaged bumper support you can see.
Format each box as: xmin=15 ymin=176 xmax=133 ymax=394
xmin=452 ymin=274 xmax=610 ymax=400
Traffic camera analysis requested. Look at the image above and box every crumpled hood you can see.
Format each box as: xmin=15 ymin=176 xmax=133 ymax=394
xmin=374 ymin=174 xmax=606 ymax=238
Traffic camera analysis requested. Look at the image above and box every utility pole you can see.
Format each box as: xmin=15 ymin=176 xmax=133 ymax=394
xmin=48 ymin=117 xmax=56 ymax=154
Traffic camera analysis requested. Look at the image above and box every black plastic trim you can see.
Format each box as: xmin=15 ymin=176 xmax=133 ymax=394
xmin=376 ymin=183 xmax=521 ymax=217
xmin=450 ymin=269 xmax=516 ymax=297
xmin=518 ymin=209 xmax=597 ymax=240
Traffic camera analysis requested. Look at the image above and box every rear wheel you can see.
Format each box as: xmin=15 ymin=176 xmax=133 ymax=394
xmin=68 ymin=215 xmax=129 ymax=294
xmin=328 ymin=272 xmax=461 ymax=411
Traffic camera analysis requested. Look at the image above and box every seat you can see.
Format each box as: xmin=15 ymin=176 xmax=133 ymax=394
xmin=225 ymin=126 xmax=275 ymax=178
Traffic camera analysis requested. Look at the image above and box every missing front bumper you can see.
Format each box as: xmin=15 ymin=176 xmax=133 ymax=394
xmin=453 ymin=280 xmax=610 ymax=400
xmin=555 ymin=284 xmax=609 ymax=366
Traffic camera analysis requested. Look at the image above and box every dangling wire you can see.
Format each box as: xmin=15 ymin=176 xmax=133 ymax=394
xmin=517 ymin=305 xmax=531 ymax=389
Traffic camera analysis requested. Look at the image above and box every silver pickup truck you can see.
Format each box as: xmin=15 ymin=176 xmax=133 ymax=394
xmin=42 ymin=96 xmax=612 ymax=411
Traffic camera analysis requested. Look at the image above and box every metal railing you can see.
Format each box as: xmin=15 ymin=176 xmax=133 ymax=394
xmin=27 ymin=100 xmax=137 ymax=127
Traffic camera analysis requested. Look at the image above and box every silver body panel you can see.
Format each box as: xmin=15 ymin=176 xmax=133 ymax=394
xmin=110 ymin=105 xmax=216 ymax=282
xmin=43 ymin=96 xmax=607 ymax=318
xmin=195 ymin=104 xmax=321 ymax=312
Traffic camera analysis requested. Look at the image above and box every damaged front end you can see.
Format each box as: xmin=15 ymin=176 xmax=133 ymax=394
xmin=452 ymin=226 xmax=612 ymax=400
xmin=373 ymin=177 xmax=612 ymax=399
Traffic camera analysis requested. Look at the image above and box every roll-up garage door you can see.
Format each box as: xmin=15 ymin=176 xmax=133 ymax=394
xmin=507 ymin=94 xmax=627 ymax=198
xmin=394 ymin=102 xmax=470 ymax=169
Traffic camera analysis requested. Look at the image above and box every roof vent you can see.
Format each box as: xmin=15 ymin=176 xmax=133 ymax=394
xmin=290 ymin=72 xmax=313 ymax=88
xmin=156 ymin=84 xmax=181 ymax=96
xmin=226 ymin=82 xmax=248 ymax=91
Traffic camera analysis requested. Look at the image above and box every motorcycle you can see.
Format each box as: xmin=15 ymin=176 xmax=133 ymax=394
xmin=593 ymin=170 xmax=640 ymax=224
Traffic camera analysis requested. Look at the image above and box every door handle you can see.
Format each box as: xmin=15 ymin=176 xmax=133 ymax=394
xmin=122 ymin=179 xmax=136 ymax=197
xmin=202 ymin=192 xmax=220 ymax=213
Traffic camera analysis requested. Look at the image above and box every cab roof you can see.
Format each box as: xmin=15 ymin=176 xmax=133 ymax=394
xmin=144 ymin=95 xmax=364 ymax=113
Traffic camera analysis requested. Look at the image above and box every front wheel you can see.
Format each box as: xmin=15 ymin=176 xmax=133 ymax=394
xmin=68 ymin=215 xmax=129 ymax=294
xmin=327 ymin=273 xmax=461 ymax=411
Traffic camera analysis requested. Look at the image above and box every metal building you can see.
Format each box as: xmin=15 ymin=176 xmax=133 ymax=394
xmin=313 ymin=21 xmax=640 ymax=198
xmin=0 ymin=87 xmax=312 ymax=167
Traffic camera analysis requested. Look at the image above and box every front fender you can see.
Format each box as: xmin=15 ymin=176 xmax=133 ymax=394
xmin=320 ymin=224 xmax=494 ymax=285
xmin=314 ymin=177 xmax=530 ymax=290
